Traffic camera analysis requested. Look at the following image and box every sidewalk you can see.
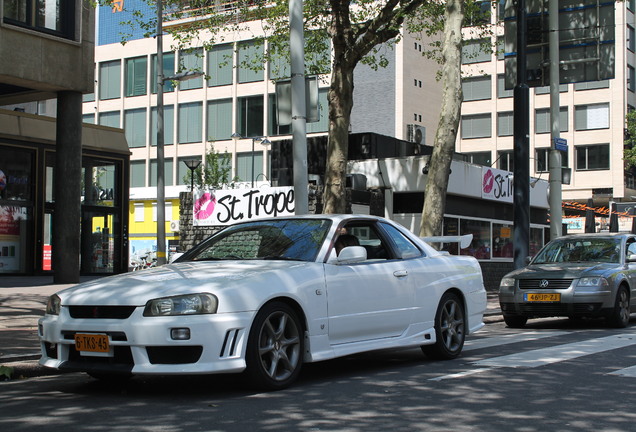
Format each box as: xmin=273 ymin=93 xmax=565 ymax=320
xmin=0 ymin=275 xmax=502 ymax=378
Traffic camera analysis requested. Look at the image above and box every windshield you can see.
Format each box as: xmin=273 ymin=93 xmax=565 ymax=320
xmin=532 ymin=237 xmax=621 ymax=264
xmin=179 ymin=219 xmax=332 ymax=262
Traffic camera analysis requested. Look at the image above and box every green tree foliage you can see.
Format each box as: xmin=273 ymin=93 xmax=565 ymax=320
xmin=625 ymin=110 xmax=636 ymax=169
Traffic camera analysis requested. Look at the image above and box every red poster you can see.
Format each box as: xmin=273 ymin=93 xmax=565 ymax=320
xmin=43 ymin=245 xmax=52 ymax=271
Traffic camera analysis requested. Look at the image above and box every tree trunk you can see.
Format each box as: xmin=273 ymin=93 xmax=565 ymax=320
xmin=323 ymin=61 xmax=354 ymax=214
xmin=419 ymin=0 xmax=464 ymax=238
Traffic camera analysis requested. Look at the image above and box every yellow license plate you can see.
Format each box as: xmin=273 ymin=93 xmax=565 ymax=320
xmin=524 ymin=293 xmax=561 ymax=302
xmin=74 ymin=333 xmax=110 ymax=352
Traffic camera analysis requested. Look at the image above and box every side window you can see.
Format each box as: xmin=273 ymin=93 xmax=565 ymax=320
xmin=381 ymin=223 xmax=423 ymax=259
xmin=627 ymin=239 xmax=636 ymax=257
xmin=340 ymin=223 xmax=389 ymax=260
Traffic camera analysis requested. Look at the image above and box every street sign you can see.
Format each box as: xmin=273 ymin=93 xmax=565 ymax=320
xmin=553 ymin=137 xmax=568 ymax=151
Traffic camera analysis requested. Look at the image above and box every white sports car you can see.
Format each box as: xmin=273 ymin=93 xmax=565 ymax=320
xmin=39 ymin=215 xmax=487 ymax=389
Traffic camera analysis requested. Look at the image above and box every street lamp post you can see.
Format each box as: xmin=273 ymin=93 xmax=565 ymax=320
xmin=155 ymin=0 xmax=203 ymax=266
xmin=183 ymin=158 xmax=202 ymax=191
xmin=232 ymin=133 xmax=271 ymax=187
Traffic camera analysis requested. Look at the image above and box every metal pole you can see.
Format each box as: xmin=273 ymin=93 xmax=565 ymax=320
xmin=513 ymin=0 xmax=530 ymax=269
xmin=156 ymin=0 xmax=167 ymax=266
xmin=548 ymin=0 xmax=563 ymax=239
xmin=290 ymin=0 xmax=308 ymax=214
xmin=251 ymin=138 xmax=255 ymax=188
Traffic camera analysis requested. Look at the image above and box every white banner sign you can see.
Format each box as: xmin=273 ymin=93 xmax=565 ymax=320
xmin=193 ymin=187 xmax=295 ymax=226
xmin=481 ymin=167 xmax=513 ymax=203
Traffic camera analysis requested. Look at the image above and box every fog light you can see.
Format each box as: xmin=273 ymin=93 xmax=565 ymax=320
xmin=171 ymin=328 xmax=191 ymax=340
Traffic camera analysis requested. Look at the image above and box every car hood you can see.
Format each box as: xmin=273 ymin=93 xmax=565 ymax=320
xmin=506 ymin=262 xmax=619 ymax=279
xmin=56 ymin=260 xmax=312 ymax=306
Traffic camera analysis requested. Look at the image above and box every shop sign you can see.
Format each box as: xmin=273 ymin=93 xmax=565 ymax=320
xmin=193 ymin=187 xmax=295 ymax=226
xmin=481 ymin=167 xmax=513 ymax=203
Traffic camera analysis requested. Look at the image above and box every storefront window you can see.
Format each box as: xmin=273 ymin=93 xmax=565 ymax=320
xmin=0 ymin=206 xmax=29 ymax=273
xmin=492 ymin=223 xmax=513 ymax=258
xmin=82 ymin=159 xmax=117 ymax=206
xmin=460 ymin=219 xmax=491 ymax=260
xmin=442 ymin=217 xmax=460 ymax=255
xmin=0 ymin=148 xmax=32 ymax=201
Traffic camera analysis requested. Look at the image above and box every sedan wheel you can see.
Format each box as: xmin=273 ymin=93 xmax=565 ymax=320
xmin=422 ymin=292 xmax=465 ymax=360
xmin=607 ymin=286 xmax=630 ymax=328
xmin=245 ymin=302 xmax=304 ymax=390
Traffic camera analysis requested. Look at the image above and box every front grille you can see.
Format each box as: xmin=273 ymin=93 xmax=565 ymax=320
xmin=146 ymin=346 xmax=203 ymax=364
xmin=69 ymin=306 xmax=136 ymax=319
xmin=518 ymin=279 xmax=573 ymax=290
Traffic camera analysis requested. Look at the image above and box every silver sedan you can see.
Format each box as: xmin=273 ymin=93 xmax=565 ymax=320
xmin=499 ymin=233 xmax=636 ymax=328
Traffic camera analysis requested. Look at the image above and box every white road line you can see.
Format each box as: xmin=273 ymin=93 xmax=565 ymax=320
xmin=431 ymin=333 xmax=636 ymax=381
xmin=609 ymin=365 xmax=636 ymax=378
xmin=464 ymin=331 xmax=568 ymax=352
xmin=473 ymin=334 xmax=636 ymax=368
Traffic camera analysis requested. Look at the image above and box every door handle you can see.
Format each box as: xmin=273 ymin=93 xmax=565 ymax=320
xmin=393 ymin=270 xmax=408 ymax=278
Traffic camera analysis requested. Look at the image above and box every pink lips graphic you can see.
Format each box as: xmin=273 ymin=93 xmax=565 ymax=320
xmin=194 ymin=192 xmax=216 ymax=220
xmin=483 ymin=169 xmax=494 ymax=194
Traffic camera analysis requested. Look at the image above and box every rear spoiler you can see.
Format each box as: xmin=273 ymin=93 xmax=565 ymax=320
xmin=421 ymin=234 xmax=473 ymax=250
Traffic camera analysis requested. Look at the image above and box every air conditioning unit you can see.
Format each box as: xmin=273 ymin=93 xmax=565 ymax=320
xmin=170 ymin=221 xmax=180 ymax=232
xmin=407 ymin=124 xmax=426 ymax=145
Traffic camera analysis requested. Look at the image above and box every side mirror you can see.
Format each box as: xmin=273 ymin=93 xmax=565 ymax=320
xmin=336 ymin=246 xmax=367 ymax=264
xmin=525 ymin=256 xmax=533 ymax=265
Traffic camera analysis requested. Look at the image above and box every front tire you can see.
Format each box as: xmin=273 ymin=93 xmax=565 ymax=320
xmin=422 ymin=292 xmax=466 ymax=360
xmin=245 ymin=302 xmax=304 ymax=390
xmin=607 ymin=286 xmax=630 ymax=328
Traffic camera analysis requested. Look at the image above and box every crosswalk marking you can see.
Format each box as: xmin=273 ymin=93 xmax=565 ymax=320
xmin=431 ymin=333 xmax=636 ymax=381
xmin=464 ymin=331 xmax=568 ymax=352
xmin=472 ymin=334 xmax=636 ymax=368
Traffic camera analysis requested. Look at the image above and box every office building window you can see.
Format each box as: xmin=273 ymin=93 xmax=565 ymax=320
xmin=535 ymin=148 xmax=569 ymax=173
xmin=207 ymin=99 xmax=233 ymax=141
xmin=576 ymin=144 xmax=610 ymax=171
xmin=497 ymin=74 xmax=513 ymax=98
xmin=463 ymin=1 xmax=491 ymax=27
xmin=83 ymin=93 xmax=95 ymax=103
xmin=496 ymin=36 xmax=504 ymax=60
xmin=238 ymin=41 xmax=264 ymax=83
xmin=124 ymin=108 xmax=147 ymax=148
xmin=151 ymin=52 xmax=176 ymax=93
xmin=3 ymin=0 xmax=75 ymax=39
xmin=535 ymin=84 xmax=568 ymax=94
xmin=98 ymin=111 xmax=120 ymax=128
xmin=150 ymin=158 xmax=174 ymax=187
xmin=207 ymin=44 xmax=233 ymax=87
xmin=462 ymin=75 xmax=491 ymax=101
xmin=574 ymin=80 xmax=609 ymax=91
xmin=466 ymin=151 xmax=492 ymax=166
xmin=498 ymin=150 xmax=513 ymax=171
xmin=535 ymin=107 xmax=568 ymax=134
xmin=497 ymin=111 xmax=513 ymax=137
xmin=125 ymin=56 xmax=148 ymax=97
xmin=99 ymin=60 xmax=121 ymax=100
xmin=151 ymin=105 xmax=174 ymax=146
xmin=178 ymin=102 xmax=203 ymax=144
xmin=178 ymin=48 xmax=203 ymax=90
xmin=629 ymin=66 xmax=636 ymax=92
xmin=629 ymin=25 xmax=636 ymax=52
xmin=130 ymin=160 xmax=146 ymax=188
xmin=461 ymin=113 xmax=491 ymax=139
xmin=575 ymin=103 xmax=609 ymax=130
xmin=236 ymin=152 xmax=264 ymax=183
xmin=462 ymin=38 xmax=490 ymax=64
xmin=237 ymin=95 xmax=264 ymax=138
xmin=82 ymin=114 xmax=95 ymax=124
xmin=269 ymin=94 xmax=291 ymax=136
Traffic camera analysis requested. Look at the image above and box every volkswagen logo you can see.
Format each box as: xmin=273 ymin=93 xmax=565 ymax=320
xmin=539 ymin=279 xmax=549 ymax=288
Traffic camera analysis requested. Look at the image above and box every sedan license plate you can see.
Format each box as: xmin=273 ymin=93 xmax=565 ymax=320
xmin=74 ymin=333 xmax=110 ymax=353
xmin=524 ymin=293 xmax=561 ymax=302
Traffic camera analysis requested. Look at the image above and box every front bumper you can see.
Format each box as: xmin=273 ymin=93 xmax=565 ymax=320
xmin=499 ymin=283 xmax=613 ymax=318
xmin=38 ymin=306 xmax=254 ymax=375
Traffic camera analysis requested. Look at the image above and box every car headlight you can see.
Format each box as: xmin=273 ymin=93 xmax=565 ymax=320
xmin=143 ymin=293 xmax=218 ymax=317
xmin=500 ymin=277 xmax=516 ymax=287
xmin=575 ymin=277 xmax=609 ymax=293
xmin=46 ymin=294 xmax=61 ymax=315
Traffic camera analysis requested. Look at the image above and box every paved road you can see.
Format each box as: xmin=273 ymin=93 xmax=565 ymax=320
xmin=2 ymin=317 xmax=636 ymax=431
